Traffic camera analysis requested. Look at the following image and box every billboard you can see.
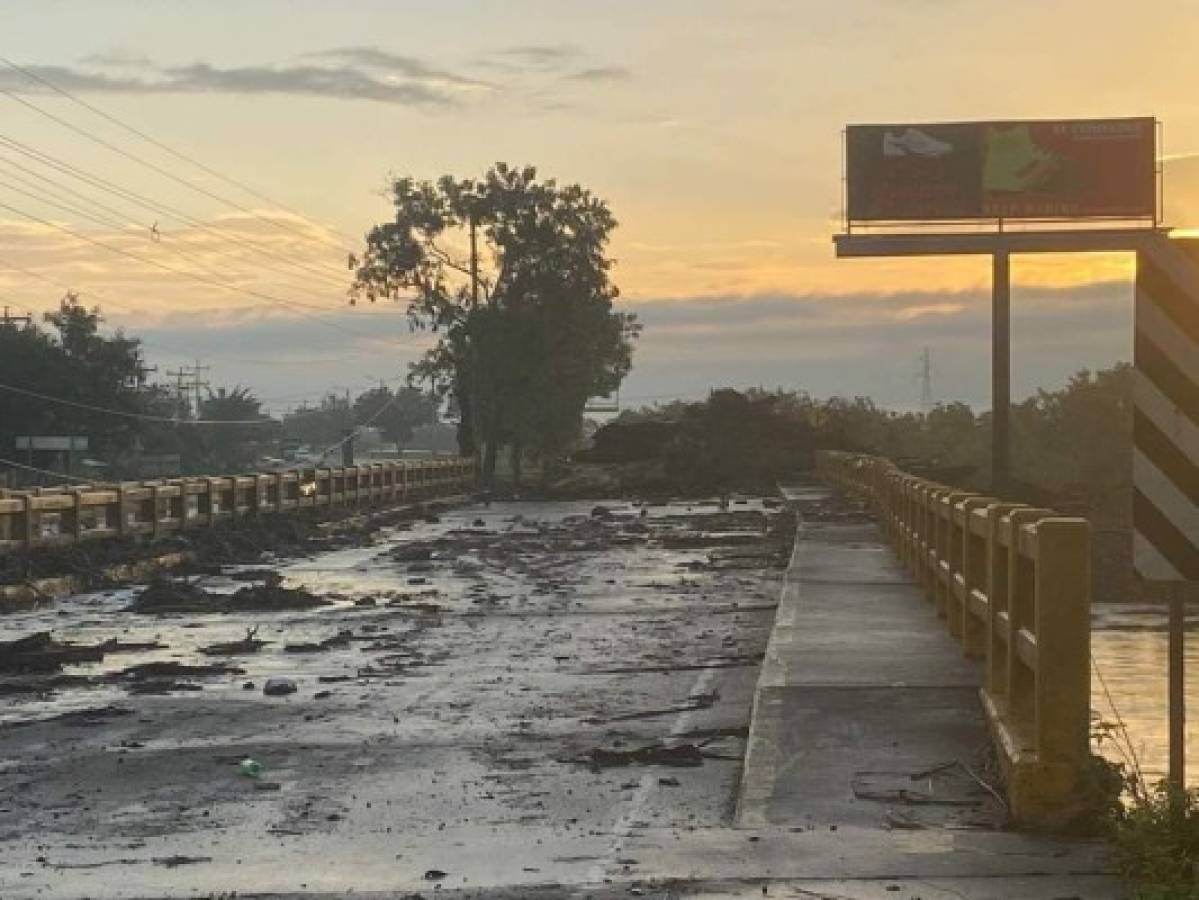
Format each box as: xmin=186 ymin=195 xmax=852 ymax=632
xmin=846 ymin=117 xmax=1156 ymax=222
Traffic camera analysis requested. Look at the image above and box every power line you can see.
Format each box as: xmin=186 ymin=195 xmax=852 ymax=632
xmin=0 ymin=196 xmax=422 ymax=350
xmin=0 ymin=68 xmax=358 ymax=278
xmin=0 ymin=156 xmax=136 ymax=230
xmin=0 ymin=56 xmax=360 ymax=254
xmin=0 ymin=454 xmax=93 ymax=485
xmin=0 ymin=133 xmax=352 ymax=294
xmin=0 ymin=256 xmax=200 ymax=361
xmin=313 ymin=387 xmax=404 ymax=459
xmin=0 ymin=161 xmax=355 ymax=311
xmin=0 ymin=379 xmax=276 ymax=425
xmin=0 ymin=256 xmax=428 ymax=373
xmin=0 ymin=170 xmax=131 ymax=231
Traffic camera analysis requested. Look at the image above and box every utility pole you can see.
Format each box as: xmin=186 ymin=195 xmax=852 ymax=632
xmin=992 ymin=250 xmax=1011 ymax=496
xmin=190 ymin=359 xmax=210 ymax=414
xmin=0 ymin=305 xmax=32 ymax=329
xmin=166 ymin=366 xmax=191 ymax=417
xmin=1169 ymin=582 xmax=1186 ymax=791
xmin=133 ymin=363 xmax=157 ymax=387
xmin=470 ymin=212 xmax=480 ymax=307
xmin=469 ymin=209 xmax=483 ymax=487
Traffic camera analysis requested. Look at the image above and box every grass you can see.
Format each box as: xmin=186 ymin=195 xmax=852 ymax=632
xmin=1112 ymin=781 xmax=1199 ymax=899
xmin=1093 ymin=696 xmax=1199 ymax=899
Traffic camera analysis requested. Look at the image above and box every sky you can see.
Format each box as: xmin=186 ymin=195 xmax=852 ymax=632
xmin=1 ymin=0 xmax=1197 ymax=414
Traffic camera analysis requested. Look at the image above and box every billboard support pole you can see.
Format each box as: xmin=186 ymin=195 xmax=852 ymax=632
xmin=992 ymin=248 xmax=1011 ymax=496
xmin=1169 ymin=583 xmax=1185 ymax=791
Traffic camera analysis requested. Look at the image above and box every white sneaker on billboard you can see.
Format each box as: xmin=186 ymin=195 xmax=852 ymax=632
xmin=883 ymin=128 xmax=954 ymax=158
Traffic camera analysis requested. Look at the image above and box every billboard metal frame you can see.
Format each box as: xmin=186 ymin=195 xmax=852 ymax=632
xmin=840 ymin=118 xmax=1163 ymax=234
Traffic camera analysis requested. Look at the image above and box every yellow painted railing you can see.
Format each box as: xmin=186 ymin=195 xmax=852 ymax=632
xmin=817 ymin=450 xmax=1092 ymax=824
xmin=0 ymin=457 xmax=476 ymax=556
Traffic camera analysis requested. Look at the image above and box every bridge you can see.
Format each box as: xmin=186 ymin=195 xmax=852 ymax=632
xmin=0 ymin=451 xmax=1127 ymax=896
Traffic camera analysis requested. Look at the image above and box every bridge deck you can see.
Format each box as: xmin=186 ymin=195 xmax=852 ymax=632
xmin=694 ymin=480 xmax=1126 ymax=897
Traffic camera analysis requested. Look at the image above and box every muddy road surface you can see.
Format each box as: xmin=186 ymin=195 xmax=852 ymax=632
xmin=0 ymin=498 xmax=788 ymax=898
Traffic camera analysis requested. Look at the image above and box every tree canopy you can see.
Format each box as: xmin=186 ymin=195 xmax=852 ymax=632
xmin=351 ymin=163 xmax=639 ymax=483
xmin=0 ymin=295 xmax=148 ymax=464
xmin=352 ymin=386 xmax=438 ymax=447
xmin=195 ymin=386 xmax=275 ymax=472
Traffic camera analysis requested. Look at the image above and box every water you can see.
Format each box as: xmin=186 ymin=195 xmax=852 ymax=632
xmin=1091 ymin=604 xmax=1199 ymax=786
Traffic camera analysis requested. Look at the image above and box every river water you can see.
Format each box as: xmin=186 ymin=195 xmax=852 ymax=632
xmin=1091 ymin=604 xmax=1199 ymax=786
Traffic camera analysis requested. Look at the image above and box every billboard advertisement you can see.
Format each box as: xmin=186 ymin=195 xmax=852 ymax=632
xmin=846 ymin=117 xmax=1156 ymax=222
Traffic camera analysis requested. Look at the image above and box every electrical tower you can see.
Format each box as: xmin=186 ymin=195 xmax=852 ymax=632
xmin=919 ymin=347 xmax=934 ymax=410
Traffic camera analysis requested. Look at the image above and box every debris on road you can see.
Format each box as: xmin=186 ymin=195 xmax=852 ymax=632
xmin=129 ymin=573 xmax=329 ymax=614
xmin=284 ymin=630 xmax=353 ymax=653
xmin=128 ymin=577 xmax=218 ymax=614
xmin=200 ymin=626 xmax=270 ymax=656
xmin=263 ymin=676 xmax=298 ymax=696
xmin=228 ymin=573 xmax=329 ymax=611
xmin=578 ymin=742 xmax=706 ymax=772
xmin=1 ymin=632 xmax=109 ymax=672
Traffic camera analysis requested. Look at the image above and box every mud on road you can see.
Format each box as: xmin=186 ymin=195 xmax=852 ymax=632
xmin=0 ymin=497 xmax=790 ymax=898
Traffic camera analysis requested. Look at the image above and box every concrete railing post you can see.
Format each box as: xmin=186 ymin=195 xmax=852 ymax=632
xmin=957 ymin=497 xmax=996 ymax=655
xmin=1032 ymin=518 xmax=1091 ymax=768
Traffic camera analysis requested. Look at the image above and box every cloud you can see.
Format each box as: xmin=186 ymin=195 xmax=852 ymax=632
xmin=496 ymin=45 xmax=581 ymax=67
xmin=0 ymin=57 xmax=483 ymax=107
xmin=302 ymin=46 xmax=494 ymax=93
xmin=477 ymin=45 xmax=628 ymax=84
xmin=81 ymin=49 xmax=154 ymax=69
xmin=618 ymin=283 xmax=1132 ymax=409
xmin=0 ymin=46 xmax=626 ymax=109
xmin=568 ymin=66 xmax=631 ymax=82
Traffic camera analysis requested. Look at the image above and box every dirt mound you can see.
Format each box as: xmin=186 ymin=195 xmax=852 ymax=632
xmin=226 ymin=575 xmax=329 ymax=611
xmin=128 ymin=577 xmax=220 ymax=614
xmin=129 ymin=573 xmax=330 ymax=614
xmin=0 ymin=632 xmax=108 ymax=673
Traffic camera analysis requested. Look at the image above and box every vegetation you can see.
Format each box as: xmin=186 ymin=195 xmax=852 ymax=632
xmin=351 ymin=386 xmax=438 ymax=447
xmin=279 ymin=386 xmax=439 ymax=455
xmin=0 ymin=295 xmax=450 ymax=479
xmin=1112 ymin=783 xmax=1199 ymax=899
xmin=194 ymin=386 xmax=276 ymax=472
xmin=351 ymin=162 xmax=639 ymax=485
xmin=586 ymin=364 xmax=1131 ymax=513
xmin=0 ymin=295 xmax=149 ymax=465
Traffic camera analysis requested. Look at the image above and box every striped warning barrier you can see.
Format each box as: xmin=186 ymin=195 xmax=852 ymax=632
xmin=1134 ymin=236 xmax=1199 ymax=580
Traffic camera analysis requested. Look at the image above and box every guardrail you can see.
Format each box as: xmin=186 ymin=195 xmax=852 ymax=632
xmin=817 ymin=450 xmax=1092 ymax=825
xmin=0 ymin=457 xmax=476 ymax=556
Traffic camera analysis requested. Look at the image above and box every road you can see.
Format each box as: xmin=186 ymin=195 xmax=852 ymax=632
xmin=0 ymin=498 xmax=787 ymax=898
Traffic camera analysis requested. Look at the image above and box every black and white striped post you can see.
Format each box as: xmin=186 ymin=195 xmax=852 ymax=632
xmin=1134 ymin=236 xmax=1199 ymax=790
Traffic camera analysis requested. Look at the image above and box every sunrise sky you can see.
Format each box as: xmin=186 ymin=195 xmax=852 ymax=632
xmin=2 ymin=0 xmax=1197 ymax=412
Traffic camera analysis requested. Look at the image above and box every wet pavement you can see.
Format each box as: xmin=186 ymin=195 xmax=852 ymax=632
xmin=0 ymin=498 xmax=787 ymax=898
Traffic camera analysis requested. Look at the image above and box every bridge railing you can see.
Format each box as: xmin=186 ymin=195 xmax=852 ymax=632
xmin=0 ymin=457 xmax=476 ymax=556
xmin=817 ymin=450 xmax=1091 ymax=824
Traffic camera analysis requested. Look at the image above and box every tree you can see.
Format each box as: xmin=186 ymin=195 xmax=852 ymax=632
xmin=352 ymin=386 xmax=438 ymax=447
xmin=0 ymin=294 xmax=150 ymax=466
xmin=281 ymin=393 xmax=353 ymax=449
xmin=196 ymin=386 xmax=275 ymax=472
xmin=351 ymin=163 xmax=639 ymax=485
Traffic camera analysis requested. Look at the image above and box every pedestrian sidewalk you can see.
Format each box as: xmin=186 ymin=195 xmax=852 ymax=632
xmin=667 ymin=480 xmax=1126 ymax=899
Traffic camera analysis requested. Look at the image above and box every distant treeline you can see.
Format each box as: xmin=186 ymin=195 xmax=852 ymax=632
xmin=582 ymin=365 xmax=1131 ymax=519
